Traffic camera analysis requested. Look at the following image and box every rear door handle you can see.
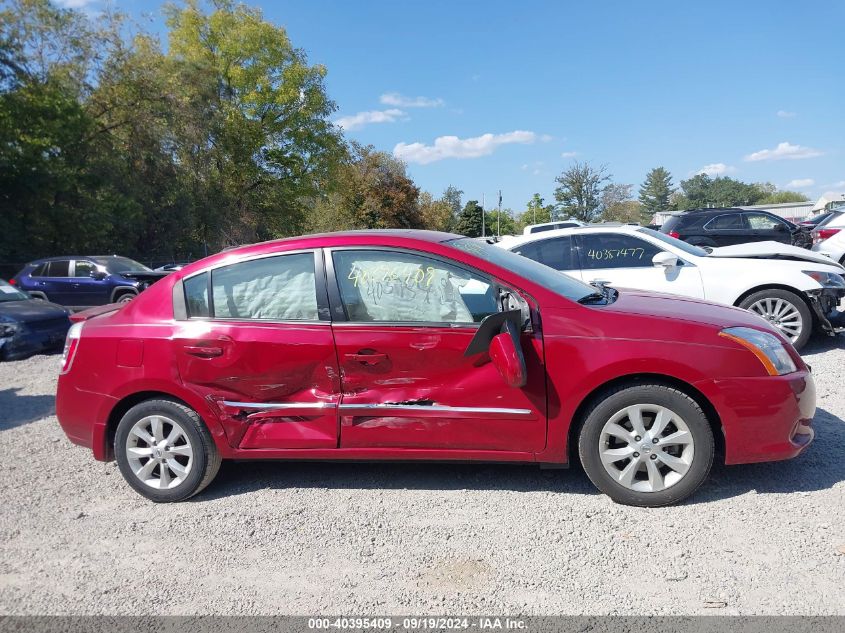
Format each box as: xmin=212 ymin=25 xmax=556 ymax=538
xmin=183 ymin=345 xmax=224 ymax=358
xmin=345 ymin=352 xmax=388 ymax=365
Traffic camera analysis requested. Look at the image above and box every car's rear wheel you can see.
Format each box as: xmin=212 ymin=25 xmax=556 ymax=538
xmin=578 ymin=384 xmax=714 ymax=507
xmin=114 ymin=399 xmax=221 ymax=502
xmin=738 ymin=289 xmax=811 ymax=350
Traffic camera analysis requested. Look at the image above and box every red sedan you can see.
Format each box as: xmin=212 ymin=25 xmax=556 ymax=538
xmin=55 ymin=230 xmax=816 ymax=506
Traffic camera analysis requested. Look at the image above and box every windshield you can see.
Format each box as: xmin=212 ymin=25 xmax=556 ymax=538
xmin=0 ymin=280 xmax=30 ymax=302
xmin=447 ymin=237 xmax=597 ymax=302
xmin=93 ymin=257 xmax=151 ymax=274
xmin=637 ymin=227 xmax=709 ymax=257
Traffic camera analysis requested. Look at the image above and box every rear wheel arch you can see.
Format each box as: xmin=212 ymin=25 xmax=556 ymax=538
xmin=105 ymin=391 xmax=222 ymax=461
xmin=566 ymin=373 xmax=725 ymax=466
xmin=110 ymin=287 xmax=138 ymax=303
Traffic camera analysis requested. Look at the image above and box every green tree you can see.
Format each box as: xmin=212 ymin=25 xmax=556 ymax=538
xmin=441 ymin=185 xmax=463 ymax=231
xmin=305 ymin=144 xmax=421 ymax=231
xmin=454 ymin=199 xmax=486 ymax=237
xmin=163 ymin=0 xmax=345 ymax=247
xmin=554 ymin=161 xmax=611 ymax=222
xmin=519 ymin=193 xmax=553 ymax=227
xmin=487 ymin=209 xmax=516 ymax=236
xmin=418 ymin=191 xmax=453 ymax=232
xmin=601 ymin=184 xmax=644 ymax=223
xmin=638 ymin=167 xmax=674 ymax=215
xmin=679 ymin=174 xmax=767 ymax=208
xmin=757 ymin=190 xmax=809 ymax=204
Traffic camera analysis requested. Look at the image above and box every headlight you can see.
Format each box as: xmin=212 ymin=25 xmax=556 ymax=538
xmin=719 ymin=326 xmax=797 ymax=376
xmin=803 ymin=270 xmax=845 ymax=288
xmin=0 ymin=322 xmax=19 ymax=337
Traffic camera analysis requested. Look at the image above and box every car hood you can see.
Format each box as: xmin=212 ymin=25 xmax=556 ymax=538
xmin=119 ymin=271 xmax=171 ymax=283
xmin=707 ymin=241 xmax=843 ymax=269
xmin=602 ymin=288 xmax=776 ymax=332
xmin=0 ymin=299 xmax=70 ymax=323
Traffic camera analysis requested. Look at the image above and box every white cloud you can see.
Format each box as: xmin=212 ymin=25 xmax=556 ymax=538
xmin=831 ymin=180 xmax=845 ymax=188
xmin=561 ymin=151 xmax=578 ymax=158
xmin=539 ymin=134 xmax=554 ymax=143
xmin=334 ymin=109 xmax=406 ymax=131
xmin=393 ymin=130 xmax=540 ymax=165
xmin=379 ymin=93 xmax=444 ymax=108
xmin=777 ymin=110 xmax=797 ymax=118
xmin=696 ymin=163 xmax=736 ymax=177
xmin=744 ymin=141 xmax=823 ymax=162
xmin=786 ymin=178 xmax=814 ymax=188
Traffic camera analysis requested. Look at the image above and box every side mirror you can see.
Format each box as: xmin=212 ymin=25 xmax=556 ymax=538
xmin=652 ymin=252 xmax=678 ymax=268
xmin=90 ymin=270 xmax=107 ymax=280
xmin=464 ymin=309 xmax=528 ymax=388
xmin=489 ymin=322 xmax=528 ymax=388
xmin=773 ymin=223 xmax=786 ymax=232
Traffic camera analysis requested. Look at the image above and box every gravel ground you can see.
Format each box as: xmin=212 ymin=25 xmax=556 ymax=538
xmin=0 ymin=337 xmax=843 ymax=616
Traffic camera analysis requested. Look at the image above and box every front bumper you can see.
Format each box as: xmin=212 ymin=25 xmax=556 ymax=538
xmin=807 ymin=287 xmax=845 ymax=334
xmin=694 ymin=369 xmax=816 ymax=465
xmin=0 ymin=321 xmax=69 ymax=361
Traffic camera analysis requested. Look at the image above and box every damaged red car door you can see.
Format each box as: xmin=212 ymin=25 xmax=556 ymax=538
xmin=326 ymin=247 xmax=547 ymax=452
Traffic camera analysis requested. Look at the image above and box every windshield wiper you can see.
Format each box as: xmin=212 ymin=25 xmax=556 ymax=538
xmin=577 ymin=292 xmax=605 ymax=305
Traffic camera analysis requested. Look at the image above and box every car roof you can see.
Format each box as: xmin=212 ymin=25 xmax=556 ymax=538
xmin=191 ymin=229 xmax=464 ymax=262
xmin=503 ymin=224 xmax=643 ymax=248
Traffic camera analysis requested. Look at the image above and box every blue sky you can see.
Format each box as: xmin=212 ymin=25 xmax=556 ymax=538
xmin=79 ymin=0 xmax=844 ymax=211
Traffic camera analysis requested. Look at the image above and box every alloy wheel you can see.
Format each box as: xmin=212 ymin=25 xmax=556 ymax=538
xmin=599 ymin=404 xmax=695 ymax=493
xmin=748 ymin=297 xmax=802 ymax=342
xmin=125 ymin=415 xmax=193 ymax=490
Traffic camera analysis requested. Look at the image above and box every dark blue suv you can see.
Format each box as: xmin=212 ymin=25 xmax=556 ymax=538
xmin=11 ymin=256 xmax=168 ymax=309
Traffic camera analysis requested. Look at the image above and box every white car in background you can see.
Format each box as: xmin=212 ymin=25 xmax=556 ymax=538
xmin=522 ymin=219 xmax=586 ymax=234
xmin=811 ymin=212 xmax=845 ymax=265
xmin=501 ymin=224 xmax=845 ymax=350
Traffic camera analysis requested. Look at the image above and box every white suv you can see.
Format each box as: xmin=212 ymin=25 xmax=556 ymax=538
xmin=501 ymin=224 xmax=845 ymax=350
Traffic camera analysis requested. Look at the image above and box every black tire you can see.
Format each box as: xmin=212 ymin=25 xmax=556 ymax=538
xmin=113 ymin=290 xmax=137 ymax=304
xmin=738 ymin=289 xmax=812 ymax=351
xmin=114 ymin=399 xmax=221 ymax=502
xmin=578 ymin=384 xmax=714 ymax=507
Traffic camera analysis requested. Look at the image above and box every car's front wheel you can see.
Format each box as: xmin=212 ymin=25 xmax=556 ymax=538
xmin=114 ymin=399 xmax=221 ymax=502
xmin=578 ymin=384 xmax=714 ymax=507
xmin=738 ymin=289 xmax=812 ymax=350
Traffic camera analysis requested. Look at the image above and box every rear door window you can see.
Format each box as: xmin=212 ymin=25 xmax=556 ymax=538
xmin=704 ymin=214 xmax=745 ymax=230
xmin=210 ymin=252 xmax=319 ymax=321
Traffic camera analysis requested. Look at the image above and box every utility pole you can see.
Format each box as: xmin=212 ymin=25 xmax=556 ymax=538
xmin=497 ymin=190 xmax=502 ymax=237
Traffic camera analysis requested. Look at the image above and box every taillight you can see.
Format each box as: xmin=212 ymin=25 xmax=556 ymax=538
xmin=814 ymin=228 xmax=841 ymax=244
xmin=8 ymin=278 xmax=15 ymax=285
xmin=668 ymin=231 xmax=680 ymax=239
xmin=60 ymin=322 xmax=84 ymax=374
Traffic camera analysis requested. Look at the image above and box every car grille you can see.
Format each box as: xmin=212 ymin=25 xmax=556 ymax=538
xmin=26 ymin=317 xmax=68 ymax=333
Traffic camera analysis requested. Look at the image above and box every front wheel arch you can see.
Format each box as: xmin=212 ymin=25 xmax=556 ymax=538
xmin=110 ymin=287 xmax=138 ymax=303
xmin=567 ymin=373 xmax=724 ymax=466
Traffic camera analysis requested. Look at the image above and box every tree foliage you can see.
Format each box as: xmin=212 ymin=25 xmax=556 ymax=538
xmin=638 ymin=167 xmax=674 ymax=216
xmin=0 ymin=0 xmax=346 ymax=265
xmin=454 ymin=200 xmax=486 ymax=238
xmin=553 ymin=161 xmax=611 ymax=222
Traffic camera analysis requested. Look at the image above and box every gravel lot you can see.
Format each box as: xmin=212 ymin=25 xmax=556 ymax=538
xmin=1 ymin=337 xmax=843 ymax=616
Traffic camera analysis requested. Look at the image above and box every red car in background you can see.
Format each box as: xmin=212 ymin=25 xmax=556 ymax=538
xmin=55 ymin=230 xmax=816 ymax=507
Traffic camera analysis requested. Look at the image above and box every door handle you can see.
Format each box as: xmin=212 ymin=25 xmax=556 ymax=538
xmin=345 ymin=352 xmax=388 ymax=365
xmin=183 ymin=345 xmax=224 ymax=358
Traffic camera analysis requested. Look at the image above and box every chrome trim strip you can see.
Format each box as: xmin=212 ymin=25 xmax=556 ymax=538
xmin=338 ymin=404 xmax=533 ymax=415
xmin=222 ymin=401 xmax=334 ymax=410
